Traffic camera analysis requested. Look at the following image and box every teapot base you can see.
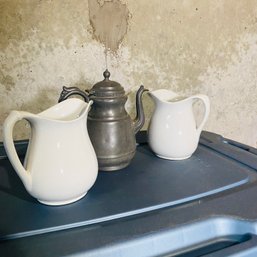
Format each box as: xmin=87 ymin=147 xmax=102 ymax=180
xmin=156 ymin=154 xmax=192 ymax=161
xmin=100 ymin=162 xmax=129 ymax=172
xmin=37 ymin=192 xmax=87 ymax=206
xmin=98 ymin=150 xmax=135 ymax=171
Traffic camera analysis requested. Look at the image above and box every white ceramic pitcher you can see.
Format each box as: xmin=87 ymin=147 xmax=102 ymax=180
xmin=3 ymin=98 xmax=98 ymax=205
xmin=148 ymin=89 xmax=210 ymax=160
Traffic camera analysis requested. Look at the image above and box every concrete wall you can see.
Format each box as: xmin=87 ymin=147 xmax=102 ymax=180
xmin=1 ymin=0 xmax=257 ymax=147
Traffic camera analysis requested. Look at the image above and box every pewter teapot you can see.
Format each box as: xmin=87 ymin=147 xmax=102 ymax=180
xmin=59 ymin=69 xmax=148 ymax=171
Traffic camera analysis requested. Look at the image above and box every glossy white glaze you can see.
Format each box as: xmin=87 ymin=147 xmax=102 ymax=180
xmin=148 ymin=89 xmax=210 ymax=160
xmin=3 ymin=98 xmax=98 ymax=205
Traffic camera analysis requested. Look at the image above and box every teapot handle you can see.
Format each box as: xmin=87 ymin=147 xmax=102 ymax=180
xmin=3 ymin=111 xmax=33 ymax=191
xmin=191 ymin=94 xmax=210 ymax=135
xmin=58 ymin=86 xmax=89 ymax=103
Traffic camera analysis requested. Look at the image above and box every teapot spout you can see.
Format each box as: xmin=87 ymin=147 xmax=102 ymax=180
xmin=133 ymin=85 xmax=148 ymax=134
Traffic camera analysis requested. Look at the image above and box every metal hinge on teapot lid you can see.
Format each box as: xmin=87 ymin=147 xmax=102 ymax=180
xmin=89 ymin=69 xmax=125 ymax=98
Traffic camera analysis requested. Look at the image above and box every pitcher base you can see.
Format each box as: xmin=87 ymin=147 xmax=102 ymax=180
xmin=156 ymin=154 xmax=192 ymax=160
xmin=38 ymin=192 xmax=87 ymax=206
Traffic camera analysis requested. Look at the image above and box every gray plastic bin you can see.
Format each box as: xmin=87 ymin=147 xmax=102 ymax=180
xmin=0 ymin=131 xmax=257 ymax=257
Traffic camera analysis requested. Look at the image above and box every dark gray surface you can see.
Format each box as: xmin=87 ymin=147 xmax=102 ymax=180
xmin=1 ymin=131 xmax=257 ymax=257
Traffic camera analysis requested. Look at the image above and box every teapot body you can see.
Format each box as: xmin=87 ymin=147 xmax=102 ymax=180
xmin=88 ymin=96 xmax=136 ymax=171
xmin=148 ymin=89 xmax=210 ymax=160
xmin=3 ymin=99 xmax=98 ymax=205
xmin=58 ymin=70 xmax=147 ymax=171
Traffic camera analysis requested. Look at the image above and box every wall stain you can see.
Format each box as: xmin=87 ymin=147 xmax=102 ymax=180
xmin=88 ymin=0 xmax=130 ymax=52
xmin=0 ymin=71 xmax=15 ymax=91
xmin=0 ymin=1 xmax=23 ymax=49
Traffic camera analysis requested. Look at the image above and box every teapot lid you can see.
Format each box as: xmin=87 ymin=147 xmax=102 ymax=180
xmin=89 ymin=69 xmax=125 ymax=98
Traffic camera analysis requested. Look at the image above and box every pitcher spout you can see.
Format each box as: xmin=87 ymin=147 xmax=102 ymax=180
xmin=149 ymin=89 xmax=179 ymax=104
xmin=39 ymin=98 xmax=92 ymax=122
xmin=133 ymin=85 xmax=148 ymax=134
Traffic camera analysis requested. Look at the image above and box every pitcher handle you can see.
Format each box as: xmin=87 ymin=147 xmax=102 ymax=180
xmin=3 ymin=111 xmax=33 ymax=190
xmin=191 ymin=94 xmax=210 ymax=135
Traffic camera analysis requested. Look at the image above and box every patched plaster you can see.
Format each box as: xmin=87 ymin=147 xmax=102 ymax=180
xmin=88 ymin=0 xmax=130 ymax=52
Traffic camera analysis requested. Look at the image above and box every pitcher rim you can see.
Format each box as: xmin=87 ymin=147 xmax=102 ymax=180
xmin=37 ymin=98 xmax=93 ymax=123
xmin=148 ymin=89 xmax=189 ymax=105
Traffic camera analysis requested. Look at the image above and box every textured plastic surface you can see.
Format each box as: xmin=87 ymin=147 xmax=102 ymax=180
xmin=1 ymin=131 xmax=257 ymax=257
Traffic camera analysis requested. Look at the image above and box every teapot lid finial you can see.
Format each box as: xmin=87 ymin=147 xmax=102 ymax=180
xmin=90 ymin=69 xmax=125 ymax=98
xmin=103 ymin=69 xmax=110 ymax=80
